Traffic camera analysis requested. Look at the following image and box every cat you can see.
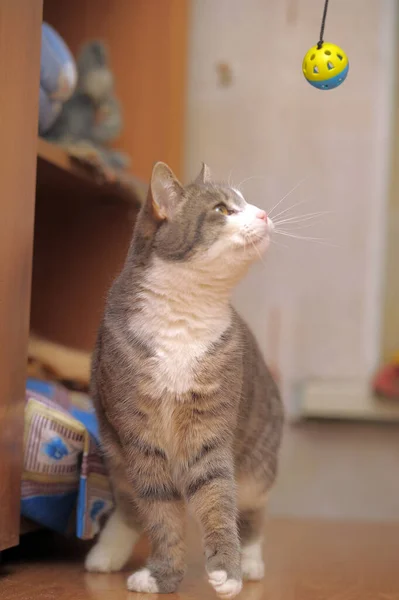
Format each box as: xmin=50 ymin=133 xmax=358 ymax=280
xmin=85 ymin=162 xmax=284 ymax=599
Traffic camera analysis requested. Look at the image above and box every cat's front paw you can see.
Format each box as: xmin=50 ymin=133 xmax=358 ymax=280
xmin=127 ymin=568 xmax=159 ymax=593
xmin=208 ymin=570 xmax=243 ymax=599
xmin=127 ymin=565 xmax=184 ymax=594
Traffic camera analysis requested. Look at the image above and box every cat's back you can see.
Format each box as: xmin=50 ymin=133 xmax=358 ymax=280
xmin=232 ymin=310 xmax=284 ymax=484
xmin=235 ymin=309 xmax=282 ymax=418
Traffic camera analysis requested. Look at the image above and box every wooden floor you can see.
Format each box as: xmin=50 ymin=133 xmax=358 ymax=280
xmin=2 ymin=518 xmax=399 ymax=600
xmin=2 ymin=421 xmax=399 ymax=599
xmin=270 ymin=420 xmax=399 ymax=521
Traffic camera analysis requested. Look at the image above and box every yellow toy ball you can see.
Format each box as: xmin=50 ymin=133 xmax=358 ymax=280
xmin=302 ymin=42 xmax=349 ymax=90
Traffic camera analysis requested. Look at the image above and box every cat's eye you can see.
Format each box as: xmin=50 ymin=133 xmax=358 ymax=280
xmin=214 ymin=204 xmax=230 ymax=216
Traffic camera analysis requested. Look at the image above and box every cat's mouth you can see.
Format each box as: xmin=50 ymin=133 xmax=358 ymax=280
xmin=244 ymin=232 xmax=271 ymax=255
xmin=245 ymin=219 xmax=273 ymax=248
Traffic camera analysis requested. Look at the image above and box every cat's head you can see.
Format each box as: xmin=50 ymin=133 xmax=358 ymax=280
xmin=136 ymin=162 xmax=273 ymax=276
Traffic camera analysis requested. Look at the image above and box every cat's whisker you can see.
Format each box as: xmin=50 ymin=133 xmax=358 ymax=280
xmin=268 ymin=178 xmax=308 ymax=218
xmin=273 ymin=219 xmax=327 ymax=231
xmin=236 ymin=175 xmax=266 ymax=192
xmin=275 ymin=238 xmax=337 ymax=248
xmin=243 ymin=235 xmax=248 ymax=258
xmin=274 ymin=229 xmax=338 ymax=247
xmin=249 ymin=238 xmax=267 ymax=266
xmin=271 ymin=197 xmax=312 ymax=221
xmin=270 ymin=237 xmax=289 ymax=249
xmin=274 ymin=229 xmax=327 ymax=240
xmin=276 ymin=221 xmax=323 ymax=231
xmin=273 ymin=210 xmax=333 ymax=226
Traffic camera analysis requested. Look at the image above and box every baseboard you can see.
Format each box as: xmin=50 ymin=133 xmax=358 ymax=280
xmin=300 ymin=380 xmax=399 ymax=422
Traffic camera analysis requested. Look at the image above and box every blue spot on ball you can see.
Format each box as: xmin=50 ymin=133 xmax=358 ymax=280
xmin=307 ymin=63 xmax=349 ymax=90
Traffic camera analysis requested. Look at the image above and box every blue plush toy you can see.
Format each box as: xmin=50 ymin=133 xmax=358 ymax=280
xmin=39 ymin=23 xmax=77 ymax=135
xmin=44 ymin=41 xmax=129 ymax=171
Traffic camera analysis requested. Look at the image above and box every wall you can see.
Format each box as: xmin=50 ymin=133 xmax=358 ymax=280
xmin=382 ymin=6 xmax=399 ymax=363
xmin=185 ymin=0 xmax=395 ymax=408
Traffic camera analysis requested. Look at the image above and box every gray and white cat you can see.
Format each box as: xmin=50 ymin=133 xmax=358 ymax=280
xmin=85 ymin=162 xmax=284 ymax=599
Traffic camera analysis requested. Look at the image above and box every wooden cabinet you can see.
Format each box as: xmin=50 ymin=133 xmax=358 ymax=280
xmin=0 ymin=0 xmax=43 ymax=551
xmin=0 ymin=0 xmax=188 ymax=550
xmin=43 ymin=0 xmax=188 ymax=182
xmin=32 ymin=0 xmax=188 ymax=355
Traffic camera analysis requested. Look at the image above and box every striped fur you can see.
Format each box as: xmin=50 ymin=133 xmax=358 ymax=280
xmin=85 ymin=163 xmax=284 ymax=598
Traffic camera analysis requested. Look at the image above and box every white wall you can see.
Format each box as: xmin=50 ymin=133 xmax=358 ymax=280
xmin=185 ymin=0 xmax=395 ymax=408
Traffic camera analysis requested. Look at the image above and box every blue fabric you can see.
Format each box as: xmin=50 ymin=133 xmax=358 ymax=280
xmin=76 ymin=476 xmax=87 ymax=539
xmin=23 ymin=379 xmax=113 ymax=540
xmin=27 ymin=377 xmax=56 ymax=397
xmin=21 ymin=492 xmax=77 ymax=534
xmin=43 ymin=436 xmax=69 ymax=460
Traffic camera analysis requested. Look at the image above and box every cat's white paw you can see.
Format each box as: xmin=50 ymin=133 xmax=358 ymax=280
xmin=208 ymin=570 xmax=243 ymax=599
xmin=127 ymin=568 xmax=159 ymax=593
xmin=85 ymin=542 xmax=128 ymax=573
xmin=241 ymin=541 xmax=265 ymax=581
xmin=85 ymin=509 xmax=137 ymax=573
xmin=241 ymin=557 xmax=265 ymax=581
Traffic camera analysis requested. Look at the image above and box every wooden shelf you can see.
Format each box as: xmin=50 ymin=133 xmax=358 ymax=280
xmin=37 ymin=138 xmax=147 ymax=207
xmin=42 ymin=0 xmax=188 ymax=181
xmin=38 ymin=138 xmax=83 ymax=175
xmin=30 ymin=0 xmax=188 ymax=359
xmin=32 ymin=139 xmax=146 ymax=353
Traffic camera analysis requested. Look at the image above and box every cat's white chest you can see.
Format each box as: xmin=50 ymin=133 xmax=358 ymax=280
xmin=152 ymin=339 xmax=203 ymax=395
xmin=131 ymin=302 xmax=229 ymax=396
xmin=129 ymin=257 xmax=231 ymax=397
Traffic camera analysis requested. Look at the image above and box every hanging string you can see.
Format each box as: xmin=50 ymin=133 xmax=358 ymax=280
xmin=317 ymin=0 xmax=329 ymax=49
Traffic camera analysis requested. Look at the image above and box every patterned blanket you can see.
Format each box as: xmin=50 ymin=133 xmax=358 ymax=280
xmin=22 ymin=379 xmax=113 ymax=539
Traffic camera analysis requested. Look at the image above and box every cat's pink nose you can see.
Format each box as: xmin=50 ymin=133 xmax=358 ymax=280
xmin=256 ymin=209 xmax=267 ymax=221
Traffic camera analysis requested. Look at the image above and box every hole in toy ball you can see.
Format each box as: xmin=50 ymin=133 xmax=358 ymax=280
xmin=337 ymin=54 xmax=343 ymax=61
xmin=325 ymin=50 xmax=331 ymax=56
xmin=313 ymin=65 xmax=319 ymax=74
xmin=327 ymin=61 xmax=335 ymax=70
xmin=310 ymin=54 xmax=316 ymax=60
xmin=322 ymin=84 xmax=329 ymax=89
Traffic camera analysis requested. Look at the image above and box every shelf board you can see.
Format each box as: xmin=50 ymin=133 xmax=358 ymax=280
xmin=37 ymin=138 xmax=147 ymax=207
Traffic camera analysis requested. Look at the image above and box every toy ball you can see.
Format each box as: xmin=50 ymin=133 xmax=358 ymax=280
xmin=302 ymin=42 xmax=349 ymax=90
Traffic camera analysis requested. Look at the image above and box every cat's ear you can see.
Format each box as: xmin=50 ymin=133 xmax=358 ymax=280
xmin=195 ymin=162 xmax=212 ymax=184
xmin=149 ymin=162 xmax=183 ymax=220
